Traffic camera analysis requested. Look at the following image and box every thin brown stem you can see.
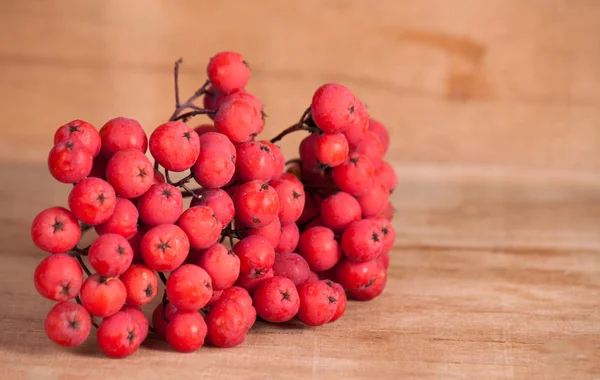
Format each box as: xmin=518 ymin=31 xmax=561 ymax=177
xmin=69 ymin=245 xmax=90 ymax=256
xmin=75 ymin=254 xmax=92 ymax=276
xmin=181 ymin=187 xmax=202 ymax=198
xmin=285 ymin=158 xmax=302 ymax=166
xmin=158 ymin=272 xmax=168 ymax=285
xmin=173 ymin=58 xmax=183 ymax=108
xmin=76 ymin=296 xmax=99 ymax=328
xmin=270 ymin=107 xmax=318 ymax=143
xmin=181 ymin=183 xmax=200 ymax=199
xmin=174 ymin=109 xmax=216 ymax=122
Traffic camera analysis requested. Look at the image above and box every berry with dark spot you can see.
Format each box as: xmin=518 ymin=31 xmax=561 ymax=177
xmin=140 ymin=224 xmax=189 ymax=271
xmin=196 ymin=243 xmax=240 ymax=291
xmin=54 ymin=119 xmax=102 ymax=157
xmin=238 ymin=217 xmax=281 ymax=248
xmin=120 ymin=264 xmax=159 ymax=306
xmin=177 ymin=205 xmax=222 ymax=249
xmin=106 ymin=149 xmax=154 ymax=199
xmin=31 ymin=207 xmax=81 ymax=254
xmin=270 ymin=173 xmax=305 ymax=225
xmin=235 ymin=141 xmax=275 ymax=181
xmin=149 ymin=121 xmax=201 ymax=172
xmin=97 ymin=310 xmax=142 ymax=358
xmin=334 ymin=258 xmax=386 ymax=301
xmin=98 ymin=117 xmax=148 ymax=159
xmin=137 ymin=183 xmax=183 ymax=226
xmin=341 ymin=219 xmax=383 ymax=262
xmin=48 ymin=138 xmax=94 ymax=183
xmin=167 ymin=264 xmax=213 ymax=311
xmin=190 ymin=188 xmax=235 ymax=227
xmin=296 ymin=280 xmax=337 ymax=326
xmin=166 ymin=310 xmax=207 ymax=353
xmin=332 ymin=153 xmax=375 ymax=196
xmin=233 ymin=235 xmax=275 ymax=279
xmin=233 ymin=180 xmax=279 ymax=228
xmin=34 ymin=254 xmax=83 ymax=301
xmin=44 ymin=301 xmax=92 ymax=347
xmin=253 ymin=276 xmax=300 ymax=323
xmin=207 ymin=52 xmax=251 ymax=94
xmin=88 ymin=233 xmax=133 ymax=277
xmin=80 ymin=274 xmax=126 ymax=317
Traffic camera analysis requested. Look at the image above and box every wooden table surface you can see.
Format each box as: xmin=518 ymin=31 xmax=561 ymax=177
xmin=1 ymin=1 xmax=600 ymax=379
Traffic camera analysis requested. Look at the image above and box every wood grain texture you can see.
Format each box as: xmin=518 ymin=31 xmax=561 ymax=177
xmin=1 ymin=0 xmax=600 ymax=379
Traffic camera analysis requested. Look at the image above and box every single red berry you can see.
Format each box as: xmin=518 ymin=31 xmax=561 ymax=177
xmin=206 ymin=289 xmax=224 ymax=307
xmin=106 ymin=149 xmax=154 ymax=199
xmin=303 ymin=271 xmax=319 ymax=285
xmin=298 ymin=226 xmax=342 ymax=272
xmin=219 ymin=286 xmax=255 ymax=329
xmin=99 ymin=117 xmax=148 ymax=159
xmin=141 ymin=224 xmax=189 ymax=271
xmin=214 ymin=98 xmax=262 ymax=144
xmin=95 ymin=197 xmax=139 ymax=239
xmin=368 ymin=118 xmax=390 ymax=153
xmin=370 ymin=217 xmax=396 ymax=255
xmin=207 ymin=52 xmax=250 ymax=94
xmin=235 ymin=141 xmax=275 ymax=182
xmin=34 ymin=254 xmax=82 ymax=301
xmin=196 ymin=243 xmax=240 ymax=291
xmin=233 ymin=180 xmax=279 ymax=228
xmin=206 ymin=300 xmax=248 ymax=348
xmin=238 ymin=217 xmax=281 ymax=248
xmin=377 ymin=252 xmax=390 ymax=270
xmin=194 ymin=123 xmax=216 ymax=135
xmin=375 ymin=161 xmax=398 ymax=193
xmin=191 ymin=132 xmax=237 ymax=188
xmin=332 ymin=153 xmax=375 ymax=196
xmin=311 ymin=83 xmax=361 ymax=133
xmin=120 ymin=304 xmax=149 ymax=342
xmin=325 ymin=280 xmax=347 ymax=322
xmin=233 ymin=235 xmax=275 ymax=278
xmin=253 ymin=276 xmax=300 ymax=323
xmin=378 ymin=201 xmax=395 ymax=221
xmin=342 ymin=101 xmax=369 ymax=148
xmin=275 ymin=222 xmax=300 ymax=254
xmin=48 ymin=139 xmax=93 ymax=183
xmin=221 ymin=90 xmax=263 ymax=115
xmin=44 ymin=301 xmax=92 ymax=347
xmin=341 ymin=219 xmax=383 ymax=262
xmin=88 ymin=233 xmax=134 ymax=277
xmin=190 ymin=188 xmax=234 ymax=227
xmin=54 ymin=119 xmax=101 ymax=157
xmin=166 ymin=310 xmax=208 ymax=352
xmin=167 ymin=264 xmax=213 ymax=311
xmin=296 ymin=280 xmax=337 ymax=326
xmin=272 ymin=252 xmax=311 ymax=287
xmin=270 ymin=174 xmax=305 ymax=225
xmin=263 ymin=141 xmax=285 ymax=181
xmin=317 ymin=133 xmax=349 ymax=167
xmin=151 ymin=302 xmax=178 ymax=338
xmin=235 ymin=268 xmax=274 ymax=294
xmin=137 ymin=183 xmax=183 ymax=226
xmin=97 ymin=311 xmax=142 ymax=358
xmin=31 ymin=207 xmax=81 ymax=254
xmin=120 ymin=264 xmax=158 ymax=306
xmin=335 ymin=258 xmax=386 ymax=301
xmin=149 ymin=121 xmax=201 ymax=172
xmin=358 ymin=180 xmax=389 ymax=218
xmin=68 ymin=177 xmax=117 ymax=225
xmin=80 ymin=275 xmax=126 ymax=317
xmin=354 ymin=130 xmax=385 ymax=166
xmin=177 ymin=206 xmax=222 ymax=249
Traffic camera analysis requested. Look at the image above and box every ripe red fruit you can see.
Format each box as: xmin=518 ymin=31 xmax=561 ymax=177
xmin=95 ymin=198 xmax=139 ymax=239
xmin=263 ymin=141 xmax=285 ymax=180
xmin=296 ymin=280 xmax=337 ymax=326
xmin=141 ymin=224 xmax=190 ymax=271
xmin=88 ymin=233 xmax=134 ymax=277
xmin=219 ymin=286 xmax=256 ymax=329
xmin=106 ymin=149 xmax=154 ymax=199
xmin=54 ymin=119 xmax=101 ymax=157
xmin=194 ymin=123 xmax=215 ymax=135
xmin=48 ymin=139 xmax=93 ymax=183
xmin=149 ymin=121 xmax=201 ymax=172
xmin=358 ymin=180 xmax=390 ymax=218
xmin=152 ymin=302 xmax=178 ymax=338
xmin=99 ymin=117 xmax=148 ymax=159
xmin=167 ymin=264 xmax=213 ymax=311
xmin=235 ymin=268 xmax=274 ymax=293
xmin=80 ymin=275 xmax=126 ymax=317
xmin=331 ymin=153 xmax=375 ymax=196
xmin=221 ymin=90 xmax=263 ymax=116
xmin=191 ymin=132 xmax=237 ymax=188
xmin=206 ymin=300 xmax=248 ymax=348
xmin=343 ymin=102 xmax=369 ymax=148
xmin=272 ymin=252 xmax=311 ymax=287
xmin=190 ymin=188 xmax=234 ymax=227
xmin=368 ymin=118 xmax=390 ymax=153
xmin=120 ymin=264 xmax=159 ymax=306
xmin=328 ymin=187 xmax=356 ymax=222
xmin=214 ymin=98 xmax=262 ymax=144
xmin=137 ymin=183 xmax=183 ymax=226
xmin=354 ymin=130 xmax=385 ymax=166
xmin=325 ymin=281 xmax=347 ymax=322
xmin=207 ymin=52 xmax=250 ymax=94
xmin=44 ymin=301 xmax=92 ymax=347
xmin=34 ymin=254 xmax=82 ymax=301
xmin=341 ymin=219 xmax=383 ymax=262
xmin=166 ymin=310 xmax=208 ymax=352
xmin=270 ymin=174 xmax=305 ymax=225
xmin=235 ymin=141 xmax=275 ymax=181
xmin=335 ymin=258 xmax=386 ymax=301
xmin=311 ymin=83 xmax=361 ymax=133
xmin=253 ymin=276 xmax=300 ymax=323
xmin=233 ymin=235 xmax=276 ymax=278
xmin=31 ymin=207 xmax=81 ymax=254
xmin=274 ymin=222 xmax=300 ymax=254
xmin=375 ymin=161 xmax=398 ymax=193
xmin=68 ymin=177 xmax=117 ymax=225
xmin=370 ymin=217 xmax=396 ymax=255
xmin=238 ymin=217 xmax=281 ymax=248
xmin=233 ymin=180 xmax=279 ymax=228
xmin=316 ymin=133 xmax=349 ymax=167
xmin=377 ymin=252 xmax=389 ymax=270
xmin=97 ymin=311 xmax=142 ymax=358
xmin=120 ymin=304 xmax=149 ymax=342
xmin=378 ymin=201 xmax=395 ymax=221
xmin=297 ymin=226 xmax=342 ymax=272
xmin=196 ymin=243 xmax=240 ymax=291
xmin=177 ymin=206 xmax=222 ymax=249
xmin=206 ymin=289 xmax=224 ymax=307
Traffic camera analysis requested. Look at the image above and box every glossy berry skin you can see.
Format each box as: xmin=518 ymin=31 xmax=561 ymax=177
xmin=190 ymin=188 xmax=234 ymax=227
xmin=238 ymin=217 xmax=281 ymax=248
xmin=321 ymin=191 xmax=362 ymax=231
xmin=235 ymin=141 xmax=275 ymax=182
xmin=31 ymin=207 xmax=81 ymax=254
xmin=120 ymin=264 xmax=158 ymax=306
xmin=298 ymin=226 xmax=342 ymax=272
xmin=264 ymin=141 xmax=285 ymax=180
xmin=375 ymin=161 xmax=398 ymax=193
xmin=34 ymin=254 xmax=82 ymax=301
xmin=48 ymin=139 xmax=93 ymax=183
xmin=137 ymin=183 xmax=183 ymax=226
xmin=370 ymin=217 xmax=396 ymax=255
xmin=120 ymin=305 xmax=149 ymax=342
xmin=326 ymin=281 xmax=347 ymax=322
xmin=332 ymin=153 xmax=375 ymax=196
xmin=106 ymin=149 xmax=154 ymax=199
xmin=177 ymin=206 xmax=222 ymax=249
xmin=377 ymin=252 xmax=390 ymax=270
xmin=99 ymin=117 xmax=148 ymax=159
xmin=80 ymin=275 xmax=126 ymax=317
xmin=206 ymin=300 xmax=248 ymax=348
xmin=354 ymin=130 xmax=385 ymax=166
xmin=368 ymin=118 xmax=389 ymax=153
xmin=221 ymin=90 xmax=263 ymax=116
xmin=95 ymin=198 xmax=138 ymax=239
xmin=68 ymin=177 xmax=117 ymax=225
xmin=253 ymin=276 xmax=300 ymax=323
xmin=149 ymin=121 xmax=201 ymax=172
xmin=335 ymin=258 xmax=386 ymax=301
xmin=358 ymin=180 xmax=390 ymax=218
xmin=296 ymin=280 xmax=337 ymax=326
xmin=233 ymin=180 xmax=279 ymax=228
xmin=44 ymin=301 xmax=92 ymax=347
xmin=196 ymin=243 xmax=240 ymax=291
xmin=311 ymin=83 xmax=361 ymax=133
xmin=274 ymin=223 xmax=300 ymax=254
xmin=233 ymin=235 xmax=275 ymax=279
xmin=152 ymin=302 xmax=178 ymax=338
xmin=192 ymin=132 xmax=237 ymax=188
xmin=88 ymin=233 xmax=134 ymax=277
xmin=207 ymin=51 xmax=250 ymax=94
xmin=214 ymin=98 xmax=262 ymax=144
xmin=270 ymin=174 xmax=305 ymax=225
xmin=166 ymin=310 xmax=207 ymax=353
xmin=343 ymin=101 xmax=369 ymax=148
xmin=272 ymin=252 xmax=311 ymax=287
xmin=54 ymin=119 xmax=101 ymax=157
xmin=317 ymin=133 xmax=349 ymax=167
xmin=141 ymin=224 xmax=190 ymax=271
xmin=219 ymin=286 xmax=256 ymax=329
xmin=341 ymin=219 xmax=383 ymax=262
xmin=97 ymin=311 xmax=142 ymax=358
xmin=206 ymin=289 xmax=224 ymax=307
xmin=235 ymin=267 xmax=274 ymax=294
xmin=167 ymin=264 xmax=213 ymax=311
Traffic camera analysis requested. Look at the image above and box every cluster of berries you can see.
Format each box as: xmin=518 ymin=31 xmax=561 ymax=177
xmin=32 ymin=51 xmax=398 ymax=358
